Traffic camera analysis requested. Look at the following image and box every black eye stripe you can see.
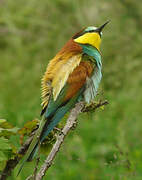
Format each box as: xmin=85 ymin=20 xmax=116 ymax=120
xmin=73 ymin=32 xmax=84 ymax=39
xmin=73 ymin=29 xmax=101 ymax=39
xmin=87 ymin=30 xmax=95 ymax=33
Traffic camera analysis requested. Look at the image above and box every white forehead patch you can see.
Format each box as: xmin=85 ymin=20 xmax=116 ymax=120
xmin=85 ymin=26 xmax=98 ymax=32
xmin=85 ymin=26 xmax=103 ymax=36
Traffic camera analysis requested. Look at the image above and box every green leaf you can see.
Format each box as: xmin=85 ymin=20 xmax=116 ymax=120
xmin=0 ymin=120 xmax=13 ymax=129
xmin=0 ymin=160 xmax=6 ymax=171
xmin=0 ymin=119 xmax=19 ymax=138
xmin=0 ymin=127 xmax=19 ymax=138
xmin=0 ymin=137 xmax=17 ymax=163
xmin=18 ymin=119 xmax=39 ymax=136
xmin=100 ymin=105 xmax=105 ymax=110
xmin=40 ymin=132 xmax=56 ymax=155
xmin=0 ymin=151 xmax=7 ymax=161
xmin=0 ymin=137 xmax=12 ymax=150
xmin=0 ymin=119 xmax=6 ymax=125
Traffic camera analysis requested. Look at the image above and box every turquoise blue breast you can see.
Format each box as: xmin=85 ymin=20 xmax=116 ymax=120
xmin=80 ymin=44 xmax=102 ymax=103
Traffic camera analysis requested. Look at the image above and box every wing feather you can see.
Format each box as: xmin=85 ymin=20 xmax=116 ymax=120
xmin=52 ymin=54 xmax=82 ymax=101
xmin=41 ymin=54 xmax=82 ymax=113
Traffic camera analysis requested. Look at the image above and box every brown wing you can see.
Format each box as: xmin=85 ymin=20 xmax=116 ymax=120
xmin=63 ymin=61 xmax=94 ymax=102
xmin=41 ymin=39 xmax=83 ymax=115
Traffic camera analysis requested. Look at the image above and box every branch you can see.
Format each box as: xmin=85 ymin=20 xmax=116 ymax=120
xmin=0 ymin=100 xmax=108 ymax=180
xmin=34 ymin=101 xmax=85 ymax=180
xmin=27 ymin=100 xmax=108 ymax=180
xmin=82 ymin=100 xmax=109 ymax=112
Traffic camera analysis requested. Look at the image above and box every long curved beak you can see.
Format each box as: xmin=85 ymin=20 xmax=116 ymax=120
xmin=97 ymin=20 xmax=110 ymax=33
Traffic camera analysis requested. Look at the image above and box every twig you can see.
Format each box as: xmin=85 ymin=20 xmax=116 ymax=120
xmin=26 ymin=175 xmax=33 ymax=180
xmin=27 ymin=100 xmax=108 ymax=180
xmin=0 ymin=100 xmax=108 ymax=180
xmin=82 ymin=100 xmax=109 ymax=112
xmin=33 ymin=143 xmax=41 ymax=180
xmin=34 ymin=101 xmax=85 ymax=180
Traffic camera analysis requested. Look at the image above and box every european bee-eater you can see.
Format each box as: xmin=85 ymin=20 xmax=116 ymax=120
xmin=18 ymin=21 xmax=109 ymax=173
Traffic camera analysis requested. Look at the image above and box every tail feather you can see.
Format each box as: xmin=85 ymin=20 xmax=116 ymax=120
xmin=27 ymin=143 xmax=38 ymax=162
xmin=17 ymin=87 xmax=83 ymax=176
xmin=17 ymin=116 xmax=47 ymax=176
xmin=40 ymin=90 xmax=82 ymax=143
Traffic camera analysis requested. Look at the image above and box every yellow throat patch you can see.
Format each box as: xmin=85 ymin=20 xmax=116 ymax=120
xmin=74 ymin=32 xmax=101 ymax=50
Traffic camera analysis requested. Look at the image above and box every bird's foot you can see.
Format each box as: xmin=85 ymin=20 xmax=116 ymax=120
xmin=54 ymin=127 xmax=65 ymax=136
xmin=82 ymin=101 xmax=98 ymax=112
xmin=59 ymin=130 xmax=65 ymax=136
xmin=54 ymin=127 xmax=61 ymax=132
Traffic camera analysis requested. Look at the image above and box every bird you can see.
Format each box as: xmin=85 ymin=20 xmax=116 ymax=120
xmin=18 ymin=21 xmax=109 ymax=174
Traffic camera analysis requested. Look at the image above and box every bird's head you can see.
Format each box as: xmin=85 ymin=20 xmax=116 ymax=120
xmin=73 ymin=21 xmax=109 ymax=51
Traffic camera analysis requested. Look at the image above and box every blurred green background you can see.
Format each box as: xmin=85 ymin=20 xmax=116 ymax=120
xmin=0 ymin=0 xmax=142 ymax=179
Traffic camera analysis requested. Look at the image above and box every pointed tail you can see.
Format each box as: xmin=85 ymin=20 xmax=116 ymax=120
xmin=17 ymin=116 xmax=47 ymax=176
xmin=17 ymin=88 xmax=83 ymax=175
